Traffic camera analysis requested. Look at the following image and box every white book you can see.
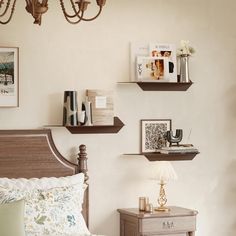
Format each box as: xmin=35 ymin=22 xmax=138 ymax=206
xmin=130 ymin=42 xmax=149 ymax=82
xmin=160 ymin=146 xmax=198 ymax=154
xmin=136 ymin=56 xmax=170 ymax=82
xmin=149 ymin=43 xmax=177 ymax=82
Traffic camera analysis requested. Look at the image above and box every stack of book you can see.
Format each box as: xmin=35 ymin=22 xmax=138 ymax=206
xmin=160 ymin=145 xmax=199 ymax=154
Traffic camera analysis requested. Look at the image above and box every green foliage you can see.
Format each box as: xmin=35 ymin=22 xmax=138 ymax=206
xmin=34 ymin=215 xmax=47 ymax=225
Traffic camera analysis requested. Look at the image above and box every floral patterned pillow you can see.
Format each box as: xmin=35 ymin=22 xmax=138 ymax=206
xmin=0 ymin=183 xmax=90 ymax=235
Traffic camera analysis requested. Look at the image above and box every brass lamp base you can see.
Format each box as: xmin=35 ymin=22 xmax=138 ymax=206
xmin=156 ymin=181 xmax=170 ymax=212
xmin=155 ymin=206 xmax=170 ymax=212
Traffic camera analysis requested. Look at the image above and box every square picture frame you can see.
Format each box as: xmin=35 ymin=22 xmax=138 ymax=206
xmin=141 ymin=119 xmax=172 ymax=153
xmin=0 ymin=47 xmax=19 ymax=107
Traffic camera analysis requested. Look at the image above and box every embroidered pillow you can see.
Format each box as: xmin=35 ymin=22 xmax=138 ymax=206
xmin=0 ymin=183 xmax=90 ymax=235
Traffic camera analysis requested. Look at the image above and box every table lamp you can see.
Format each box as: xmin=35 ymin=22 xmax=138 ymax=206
xmin=155 ymin=161 xmax=177 ymax=212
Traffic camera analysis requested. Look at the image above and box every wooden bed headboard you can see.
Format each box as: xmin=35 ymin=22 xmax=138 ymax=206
xmin=0 ymin=129 xmax=89 ymax=226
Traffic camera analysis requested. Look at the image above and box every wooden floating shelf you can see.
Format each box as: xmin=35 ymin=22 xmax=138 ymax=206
xmin=118 ymin=81 xmax=193 ymax=91
xmin=124 ymin=152 xmax=199 ymax=161
xmin=65 ymin=117 xmax=124 ymax=134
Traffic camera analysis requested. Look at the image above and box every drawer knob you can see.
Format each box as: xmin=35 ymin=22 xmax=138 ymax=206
xmin=162 ymin=221 xmax=174 ymax=229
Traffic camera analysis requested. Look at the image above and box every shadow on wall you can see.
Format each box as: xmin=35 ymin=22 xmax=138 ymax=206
xmin=225 ymin=85 xmax=236 ymax=120
xmin=207 ymin=160 xmax=236 ymax=235
xmin=93 ymin=210 xmax=119 ymax=236
xmin=223 ymin=160 xmax=236 ymax=234
xmin=47 ymin=93 xmax=63 ymax=125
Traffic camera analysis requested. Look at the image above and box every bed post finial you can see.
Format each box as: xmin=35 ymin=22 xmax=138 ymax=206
xmin=78 ymin=144 xmax=89 ymax=184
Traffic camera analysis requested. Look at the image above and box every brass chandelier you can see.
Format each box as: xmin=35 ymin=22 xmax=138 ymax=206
xmin=0 ymin=0 xmax=106 ymax=25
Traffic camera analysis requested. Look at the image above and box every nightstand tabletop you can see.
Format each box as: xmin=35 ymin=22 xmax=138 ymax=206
xmin=117 ymin=206 xmax=198 ymax=218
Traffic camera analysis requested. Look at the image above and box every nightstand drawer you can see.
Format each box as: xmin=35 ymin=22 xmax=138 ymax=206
xmin=141 ymin=216 xmax=196 ymax=234
xmin=118 ymin=207 xmax=198 ymax=236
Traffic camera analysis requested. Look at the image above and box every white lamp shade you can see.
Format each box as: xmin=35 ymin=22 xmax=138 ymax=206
xmin=156 ymin=161 xmax=178 ymax=182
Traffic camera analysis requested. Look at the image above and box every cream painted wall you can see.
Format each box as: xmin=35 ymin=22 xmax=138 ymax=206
xmin=1 ymin=0 xmax=236 ymax=235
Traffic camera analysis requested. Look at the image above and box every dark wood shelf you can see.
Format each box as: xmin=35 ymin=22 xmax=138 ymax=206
xmin=124 ymin=152 xmax=199 ymax=161
xmin=118 ymin=81 xmax=193 ymax=91
xmin=65 ymin=117 xmax=124 ymax=134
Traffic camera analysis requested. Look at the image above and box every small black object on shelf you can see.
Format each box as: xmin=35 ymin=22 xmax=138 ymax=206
xmin=167 ymin=129 xmax=183 ymax=146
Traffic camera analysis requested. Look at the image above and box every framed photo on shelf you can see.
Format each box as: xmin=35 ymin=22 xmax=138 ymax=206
xmin=130 ymin=42 xmax=177 ymax=82
xmin=136 ymin=56 xmax=170 ymax=81
xmin=0 ymin=47 xmax=19 ymax=107
xmin=141 ymin=119 xmax=172 ymax=153
xmin=149 ymin=43 xmax=177 ymax=82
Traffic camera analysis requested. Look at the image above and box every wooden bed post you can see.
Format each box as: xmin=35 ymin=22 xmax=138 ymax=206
xmin=78 ymin=144 xmax=89 ymax=183
xmin=78 ymin=144 xmax=89 ymax=227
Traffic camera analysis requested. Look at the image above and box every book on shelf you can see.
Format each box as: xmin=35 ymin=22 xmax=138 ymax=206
xmin=136 ymin=56 xmax=170 ymax=82
xmin=160 ymin=145 xmax=199 ymax=154
xmin=86 ymin=90 xmax=114 ymax=126
xmin=130 ymin=42 xmax=177 ymax=82
xmin=130 ymin=42 xmax=149 ymax=82
xmin=149 ymin=43 xmax=177 ymax=82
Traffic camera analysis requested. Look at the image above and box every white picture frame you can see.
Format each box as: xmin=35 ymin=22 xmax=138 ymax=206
xmin=149 ymin=43 xmax=177 ymax=82
xmin=0 ymin=47 xmax=19 ymax=107
xmin=136 ymin=56 xmax=170 ymax=82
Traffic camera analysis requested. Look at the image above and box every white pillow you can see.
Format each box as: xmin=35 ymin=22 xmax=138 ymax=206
xmin=0 ymin=173 xmax=85 ymax=190
xmin=0 ymin=183 xmax=90 ymax=235
xmin=26 ymin=233 xmax=94 ymax=236
xmin=26 ymin=234 xmax=100 ymax=236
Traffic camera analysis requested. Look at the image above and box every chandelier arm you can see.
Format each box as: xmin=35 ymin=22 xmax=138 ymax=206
xmin=63 ymin=13 xmax=84 ymax=24
xmin=60 ymin=0 xmax=83 ymax=19
xmin=0 ymin=0 xmax=11 ymax=17
xmin=79 ymin=5 xmax=102 ymax=21
xmin=61 ymin=7 xmax=85 ymax=24
xmin=0 ymin=0 xmax=16 ymax=24
xmin=69 ymin=0 xmax=81 ymax=16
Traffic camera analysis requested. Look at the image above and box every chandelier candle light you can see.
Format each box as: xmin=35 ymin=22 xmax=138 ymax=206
xmin=155 ymin=161 xmax=177 ymax=212
xmin=0 ymin=0 xmax=106 ymax=25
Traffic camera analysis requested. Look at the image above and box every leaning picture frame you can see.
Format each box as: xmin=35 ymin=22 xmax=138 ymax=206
xmin=136 ymin=56 xmax=170 ymax=82
xmin=149 ymin=43 xmax=177 ymax=82
xmin=0 ymin=47 xmax=19 ymax=107
xmin=141 ymin=119 xmax=172 ymax=153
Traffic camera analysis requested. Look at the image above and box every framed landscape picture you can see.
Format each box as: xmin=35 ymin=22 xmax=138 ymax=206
xmin=141 ymin=119 xmax=172 ymax=153
xmin=0 ymin=47 xmax=19 ymax=107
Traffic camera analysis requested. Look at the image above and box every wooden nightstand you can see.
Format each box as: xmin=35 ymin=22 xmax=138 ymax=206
xmin=117 ymin=206 xmax=198 ymax=236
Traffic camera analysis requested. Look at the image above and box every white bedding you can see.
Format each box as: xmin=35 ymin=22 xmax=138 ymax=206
xmin=0 ymin=174 xmax=105 ymax=236
xmin=28 ymin=234 xmax=104 ymax=236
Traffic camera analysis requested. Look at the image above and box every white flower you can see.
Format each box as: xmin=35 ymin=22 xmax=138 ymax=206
xmin=177 ymin=40 xmax=195 ymax=56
